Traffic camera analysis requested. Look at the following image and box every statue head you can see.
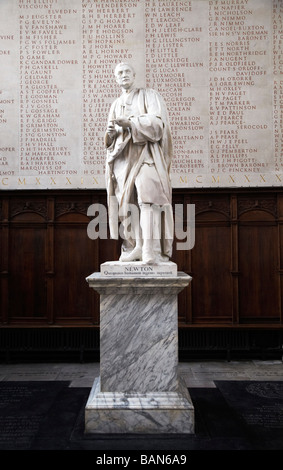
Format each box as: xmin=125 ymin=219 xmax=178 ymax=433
xmin=114 ymin=63 xmax=136 ymax=91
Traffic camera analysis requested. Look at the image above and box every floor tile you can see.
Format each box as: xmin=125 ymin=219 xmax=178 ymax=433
xmin=0 ymin=360 xmax=282 ymax=387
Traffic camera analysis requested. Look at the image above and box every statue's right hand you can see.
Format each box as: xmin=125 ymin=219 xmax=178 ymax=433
xmin=106 ymin=123 xmax=117 ymax=140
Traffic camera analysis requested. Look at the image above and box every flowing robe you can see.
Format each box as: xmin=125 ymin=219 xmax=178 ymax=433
xmin=105 ymin=87 xmax=173 ymax=258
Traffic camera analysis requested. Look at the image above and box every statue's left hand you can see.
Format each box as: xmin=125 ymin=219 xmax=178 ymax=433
xmin=115 ymin=117 xmax=131 ymax=129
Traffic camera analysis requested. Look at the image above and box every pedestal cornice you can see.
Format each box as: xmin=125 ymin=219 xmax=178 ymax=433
xmin=86 ymin=271 xmax=192 ymax=295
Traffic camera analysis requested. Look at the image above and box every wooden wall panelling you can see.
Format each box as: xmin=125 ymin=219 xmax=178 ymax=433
xmin=190 ymin=193 xmax=233 ymax=324
xmin=90 ymin=192 xmax=103 ymax=324
xmin=231 ymin=194 xmax=240 ymax=324
xmin=53 ymin=195 xmax=99 ymax=325
xmin=238 ymin=194 xmax=280 ymax=323
xmin=172 ymin=193 xmax=193 ymax=324
xmin=1 ymin=189 xmax=283 ymax=329
xmin=8 ymin=198 xmax=48 ymax=323
xmin=46 ymin=197 xmax=55 ymax=324
xmin=96 ymin=191 xmax=121 ymax=265
xmin=183 ymin=194 xmax=193 ymax=324
xmin=0 ymin=200 xmax=1 ymax=321
xmin=0 ymin=198 xmax=9 ymax=324
xmin=278 ymin=193 xmax=283 ymax=323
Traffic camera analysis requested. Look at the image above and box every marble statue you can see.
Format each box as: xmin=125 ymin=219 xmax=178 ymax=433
xmin=105 ymin=62 xmax=174 ymax=264
xmin=86 ymin=64 xmax=194 ymax=434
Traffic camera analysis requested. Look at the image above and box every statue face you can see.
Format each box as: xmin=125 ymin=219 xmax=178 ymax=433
xmin=115 ymin=64 xmax=135 ymax=90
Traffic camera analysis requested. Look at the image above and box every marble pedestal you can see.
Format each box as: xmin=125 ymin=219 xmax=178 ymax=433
xmin=85 ymin=262 xmax=194 ymax=434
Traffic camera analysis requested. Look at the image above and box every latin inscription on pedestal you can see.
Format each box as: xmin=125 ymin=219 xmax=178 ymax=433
xmin=100 ymin=261 xmax=177 ymax=276
xmin=0 ymin=0 xmax=282 ymax=189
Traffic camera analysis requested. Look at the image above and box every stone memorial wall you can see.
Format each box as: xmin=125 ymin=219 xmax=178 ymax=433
xmin=0 ymin=0 xmax=282 ymax=190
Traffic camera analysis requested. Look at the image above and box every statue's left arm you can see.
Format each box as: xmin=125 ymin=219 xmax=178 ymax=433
xmin=129 ymin=89 xmax=164 ymax=144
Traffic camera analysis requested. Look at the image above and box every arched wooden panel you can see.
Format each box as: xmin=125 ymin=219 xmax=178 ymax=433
xmin=53 ymin=218 xmax=99 ymax=324
xmin=8 ymin=224 xmax=47 ymax=321
xmin=238 ymin=213 xmax=280 ymax=323
xmin=191 ymin=221 xmax=233 ymax=323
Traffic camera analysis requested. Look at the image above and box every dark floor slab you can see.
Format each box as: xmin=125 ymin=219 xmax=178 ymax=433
xmin=0 ymin=381 xmax=71 ymax=450
xmin=0 ymin=381 xmax=282 ymax=451
xmin=215 ymin=381 xmax=283 ymax=450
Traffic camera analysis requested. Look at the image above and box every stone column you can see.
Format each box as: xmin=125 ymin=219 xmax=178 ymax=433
xmin=85 ymin=261 xmax=194 ymax=434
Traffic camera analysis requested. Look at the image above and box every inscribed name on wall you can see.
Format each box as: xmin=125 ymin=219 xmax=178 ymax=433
xmin=0 ymin=0 xmax=282 ymax=190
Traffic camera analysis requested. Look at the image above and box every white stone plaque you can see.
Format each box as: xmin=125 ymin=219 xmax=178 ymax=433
xmin=100 ymin=261 xmax=178 ymax=277
xmin=0 ymin=0 xmax=282 ymax=190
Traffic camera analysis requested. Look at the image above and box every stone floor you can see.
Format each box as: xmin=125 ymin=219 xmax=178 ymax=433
xmin=0 ymin=359 xmax=282 ymax=451
xmin=0 ymin=359 xmax=282 ymax=388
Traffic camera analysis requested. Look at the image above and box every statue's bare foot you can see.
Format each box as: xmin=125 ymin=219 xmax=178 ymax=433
xmin=142 ymin=249 xmax=155 ymax=264
xmin=119 ymin=246 xmax=142 ymax=262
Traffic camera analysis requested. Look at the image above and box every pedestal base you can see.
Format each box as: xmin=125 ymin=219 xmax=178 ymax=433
xmin=85 ymin=377 xmax=194 ymax=434
xmin=85 ymin=265 xmax=194 ymax=435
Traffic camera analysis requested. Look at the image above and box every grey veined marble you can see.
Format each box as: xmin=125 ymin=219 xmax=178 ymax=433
xmin=85 ymin=264 xmax=194 ymax=434
xmin=100 ymin=288 xmax=177 ymax=393
xmin=85 ymin=377 xmax=194 ymax=434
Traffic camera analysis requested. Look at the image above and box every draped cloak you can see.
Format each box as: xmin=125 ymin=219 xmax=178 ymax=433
xmin=105 ymin=88 xmax=174 ymax=258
